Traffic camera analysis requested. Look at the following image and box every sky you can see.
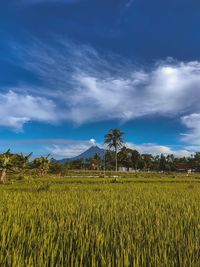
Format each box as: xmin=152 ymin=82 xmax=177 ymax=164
xmin=1 ymin=0 xmax=200 ymax=158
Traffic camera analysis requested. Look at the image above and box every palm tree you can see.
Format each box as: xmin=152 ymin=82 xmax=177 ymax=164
xmin=104 ymin=129 xmax=125 ymax=172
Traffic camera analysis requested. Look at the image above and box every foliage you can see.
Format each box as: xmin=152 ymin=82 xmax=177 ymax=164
xmin=2 ymin=129 xmax=200 ymax=177
xmin=105 ymin=128 xmax=125 ymax=171
xmin=0 ymin=150 xmax=14 ymax=183
xmin=32 ymin=155 xmax=51 ymax=176
xmin=65 ymin=158 xmax=85 ymax=170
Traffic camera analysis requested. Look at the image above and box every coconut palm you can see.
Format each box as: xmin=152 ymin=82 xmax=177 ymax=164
xmin=104 ymin=129 xmax=125 ymax=171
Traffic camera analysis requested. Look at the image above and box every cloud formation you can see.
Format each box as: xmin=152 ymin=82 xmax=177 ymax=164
xmin=126 ymin=142 xmax=191 ymax=158
xmin=4 ymin=38 xmax=200 ymax=140
xmin=46 ymin=139 xmax=192 ymax=159
xmin=0 ymin=90 xmax=58 ymax=131
xmin=68 ymin=61 xmax=200 ymax=124
xmin=46 ymin=140 xmax=96 ymax=159
xmin=181 ymin=113 xmax=200 ymax=145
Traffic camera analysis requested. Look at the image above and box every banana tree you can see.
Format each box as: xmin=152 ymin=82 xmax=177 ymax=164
xmin=13 ymin=152 xmax=33 ymax=176
xmin=33 ymin=155 xmax=51 ymax=177
xmin=0 ymin=150 xmax=14 ymax=183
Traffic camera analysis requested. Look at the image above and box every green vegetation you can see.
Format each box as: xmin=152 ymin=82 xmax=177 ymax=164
xmin=0 ymin=175 xmax=200 ymax=266
xmin=105 ymin=128 xmax=125 ymax=172
xmin=1 ymin=129 xmax=200 ymax=182
xmin=0 ymin=129 xmax=200 ymax=266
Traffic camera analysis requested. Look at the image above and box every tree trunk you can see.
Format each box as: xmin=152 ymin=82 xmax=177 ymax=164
xmin=115 ymin=147 xmax=118 ymax=172
xmin=1 ymin=169 xmax=7 ymax=184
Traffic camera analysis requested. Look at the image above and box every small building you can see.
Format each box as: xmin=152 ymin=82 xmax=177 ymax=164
xmin=118 ymin=167 xmax=128 ymax=172
xmin=175 ymin=163 xmax=189 ymax=172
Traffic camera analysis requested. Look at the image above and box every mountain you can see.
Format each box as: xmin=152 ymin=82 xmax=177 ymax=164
xmin=58 ymin=146 xmax=105 ymax=164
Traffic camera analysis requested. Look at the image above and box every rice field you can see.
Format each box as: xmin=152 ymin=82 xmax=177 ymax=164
xmin=0 ymin=176 xmax=200 ymax=266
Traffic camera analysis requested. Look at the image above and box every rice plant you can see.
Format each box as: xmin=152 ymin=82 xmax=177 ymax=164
xmin=0 ymin=179 xmax=199 ymax=266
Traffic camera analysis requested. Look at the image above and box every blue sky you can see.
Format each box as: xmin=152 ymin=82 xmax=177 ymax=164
xmin=1 ymin=0 xmax=200 ymax=158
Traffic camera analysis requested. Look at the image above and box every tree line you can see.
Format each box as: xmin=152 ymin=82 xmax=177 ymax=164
xmin=65 ymin=129 xmax=200 ymax=172
xmin=0 ymin=129 xmax=199 ymax=183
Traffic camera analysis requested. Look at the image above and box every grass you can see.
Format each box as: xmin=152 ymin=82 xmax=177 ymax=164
xmin=0 ymin=174 xmax=200 ymax=266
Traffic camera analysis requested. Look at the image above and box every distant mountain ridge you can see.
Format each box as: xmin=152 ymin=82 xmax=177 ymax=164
xmin=58 ymin=146 xmax=105 ymax=164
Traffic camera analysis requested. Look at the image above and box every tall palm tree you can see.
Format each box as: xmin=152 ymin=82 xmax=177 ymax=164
xmin=104 ymin=129 xmax=125 ymax=172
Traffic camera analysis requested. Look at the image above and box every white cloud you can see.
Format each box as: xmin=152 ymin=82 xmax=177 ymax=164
xmin=0 ymin=90 xmax=59 ymax=130
xmin=6 ymin=38 xmax=200 ymax=137
xmin=20 ymin=41 xmax=200 ymax=123
xmin=46 ymin=140 xmax=100 ymax=159
xmin=67 ymin=61 xmax=200 ymax=124
xmin=181 ymin=113 xmax=200 ymax=145
xmin=126 ymin=142 xmax=192 ymax=157
xmin=89 ymin=138 xmax=96 ymax=146
xmin=46 ymin=139 xmax=192 ymax=159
